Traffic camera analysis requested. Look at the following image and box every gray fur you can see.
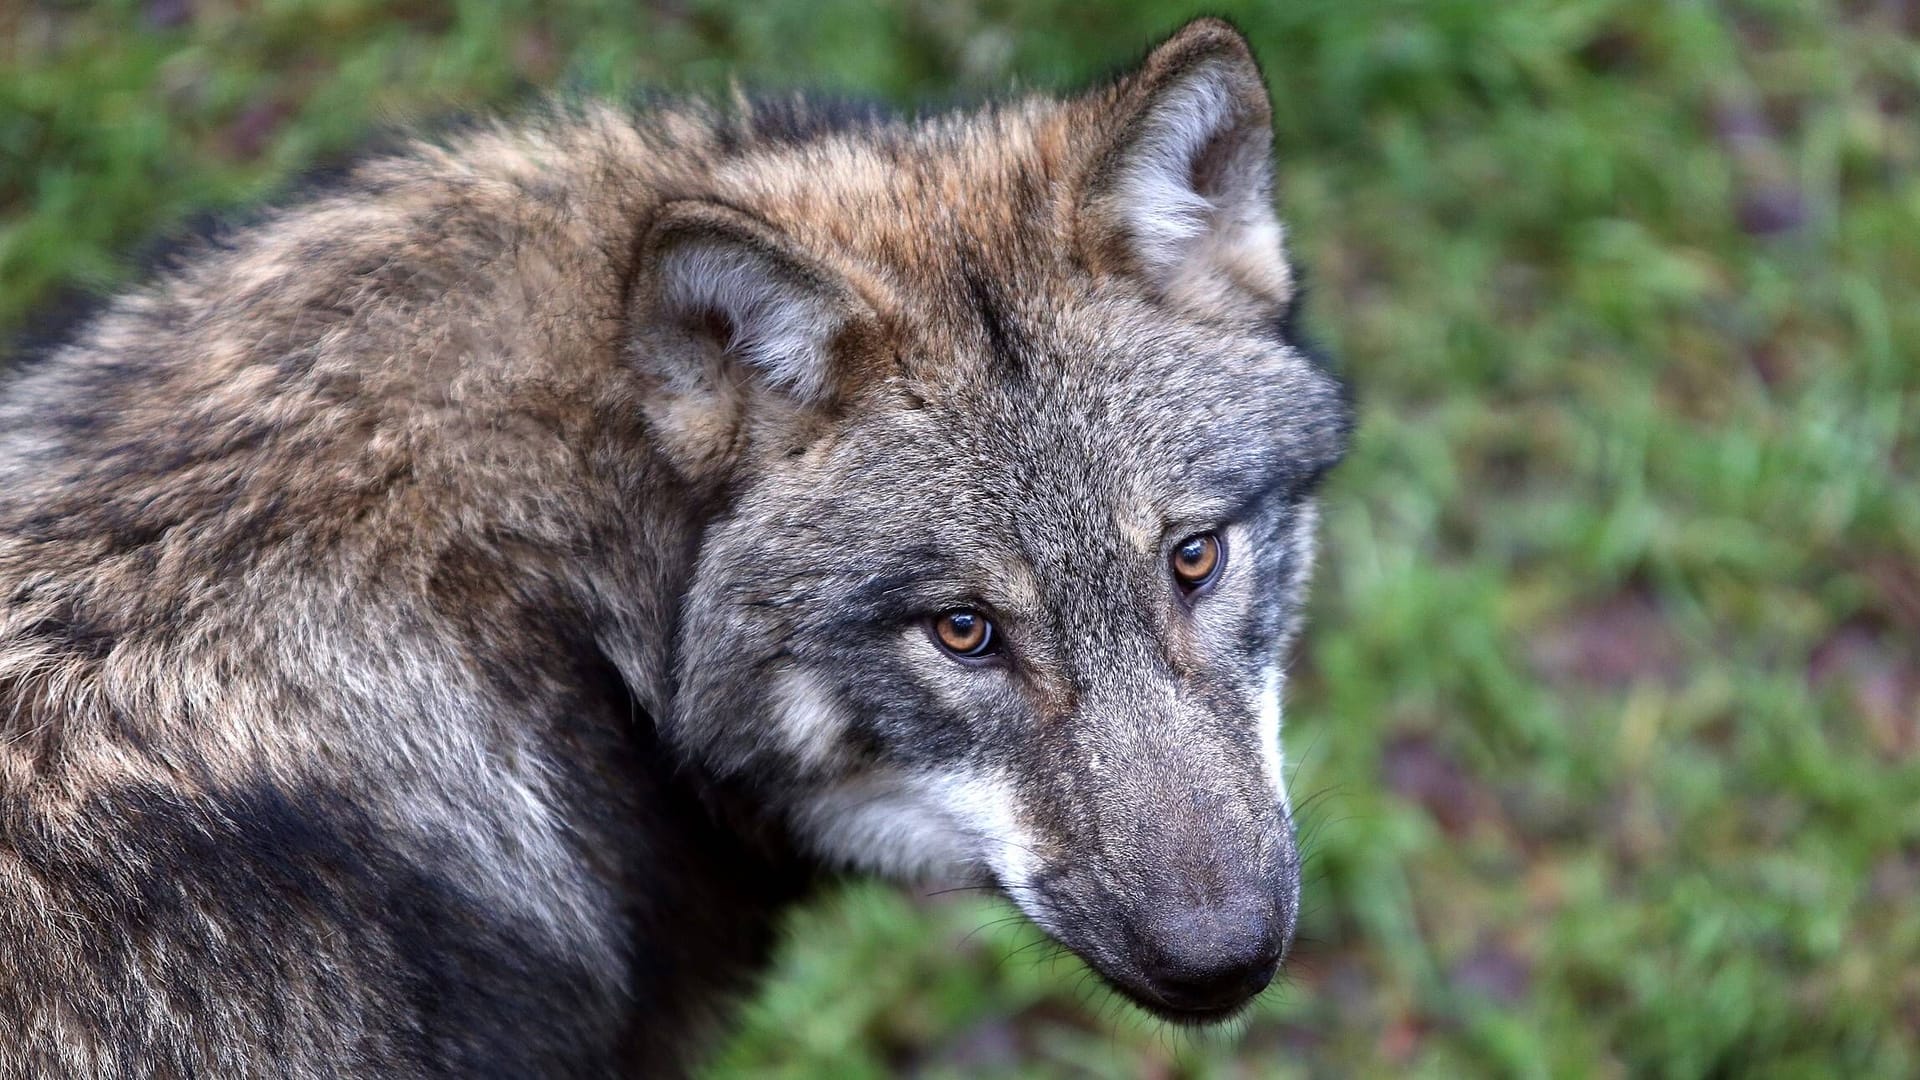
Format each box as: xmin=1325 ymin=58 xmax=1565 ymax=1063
xmin=0 ymin=17 xmax=1348 ymax=1075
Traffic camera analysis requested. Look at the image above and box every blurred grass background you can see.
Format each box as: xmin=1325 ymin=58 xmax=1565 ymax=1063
xmin=3 ymin=1 xmax=1917 ymax=1075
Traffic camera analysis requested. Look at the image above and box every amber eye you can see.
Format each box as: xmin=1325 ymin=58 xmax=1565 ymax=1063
xmin=1171 ymin=532 xmax=1225 ymax=591
xmin=931 ymin=608 xmax=997 ymax=659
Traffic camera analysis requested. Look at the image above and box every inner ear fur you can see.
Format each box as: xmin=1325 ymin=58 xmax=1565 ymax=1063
xmin=627 ymin=200 xmax=883 ymax=476
xmin=635 ymin=200 xmax=875 ymax=407
xmin=1078 ymin=18 xmax=1293 ymax=313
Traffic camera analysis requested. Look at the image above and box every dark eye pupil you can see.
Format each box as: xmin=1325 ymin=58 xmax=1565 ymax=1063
xmin=1179 ymin=540 xmax=1206 ymax=565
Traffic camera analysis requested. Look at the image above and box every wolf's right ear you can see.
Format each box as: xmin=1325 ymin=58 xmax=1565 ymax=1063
xmin=633 ymin=200 xmax=871 ymax=408
xmin=630 ymin=200 xmax=878 ymax=472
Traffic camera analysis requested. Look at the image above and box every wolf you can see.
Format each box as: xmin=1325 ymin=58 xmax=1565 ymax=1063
xmin=0 ymin=16 xmax=1350 ymax=1076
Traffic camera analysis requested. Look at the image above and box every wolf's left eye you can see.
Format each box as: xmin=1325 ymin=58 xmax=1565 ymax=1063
xmin=1170 ymin=532 xmax=1226 ymax=592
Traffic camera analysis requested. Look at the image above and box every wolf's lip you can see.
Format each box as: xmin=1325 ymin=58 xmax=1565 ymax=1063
xmin=1091 ymin=962 xmax=1276 ymax=1026
xmin=1129 ymin=989 xmax=1261 ymax=1026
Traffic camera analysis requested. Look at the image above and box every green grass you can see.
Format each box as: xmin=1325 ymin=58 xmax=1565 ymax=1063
xmin=5 ymin=1 xmax=1917 ymax=1075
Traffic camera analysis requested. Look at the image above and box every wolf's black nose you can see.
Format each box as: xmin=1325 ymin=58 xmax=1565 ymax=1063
xmin=1136 ymin=898 xmax=1284 ymax=1013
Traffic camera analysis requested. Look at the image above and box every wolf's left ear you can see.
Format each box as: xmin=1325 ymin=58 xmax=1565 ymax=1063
xmin=1080 ymin=19 xmax=1291 ymax=311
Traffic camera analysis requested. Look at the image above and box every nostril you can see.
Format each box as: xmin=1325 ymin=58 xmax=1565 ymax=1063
xmin=1137 ymin=900 xmax=1284 ymax=1012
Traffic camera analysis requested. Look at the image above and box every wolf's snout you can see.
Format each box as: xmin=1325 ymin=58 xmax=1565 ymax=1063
xmin=1134 ymin=894 xmax=1287 ymax=1014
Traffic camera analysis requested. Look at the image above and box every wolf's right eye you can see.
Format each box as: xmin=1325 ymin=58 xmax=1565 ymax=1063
xmin=930 ymin=609 xmax=997 ymax=660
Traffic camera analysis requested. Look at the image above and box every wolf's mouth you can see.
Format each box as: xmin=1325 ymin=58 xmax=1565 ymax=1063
xmin=1144 ymin=997 xmax=1262 ymax=1026
xmin=1098 ymin=961 xmax=1278 ymax=1025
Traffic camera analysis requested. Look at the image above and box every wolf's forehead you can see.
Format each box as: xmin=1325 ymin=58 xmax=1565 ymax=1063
xmin=861 ymin=315 xmax=1284 ymax=509
xmin=862 ymin=379 xmax=1259 ymax=558
xmin=956 ymin=338 xmax=1291 ymax=492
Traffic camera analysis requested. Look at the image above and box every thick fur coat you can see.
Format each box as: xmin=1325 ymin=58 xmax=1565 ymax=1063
xmin=0 ymin=19 xmax=1349 ymax=1076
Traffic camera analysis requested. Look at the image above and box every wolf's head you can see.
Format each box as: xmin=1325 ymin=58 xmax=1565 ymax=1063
xmin=629 ymin=19 xmax=1350 ymax=1021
